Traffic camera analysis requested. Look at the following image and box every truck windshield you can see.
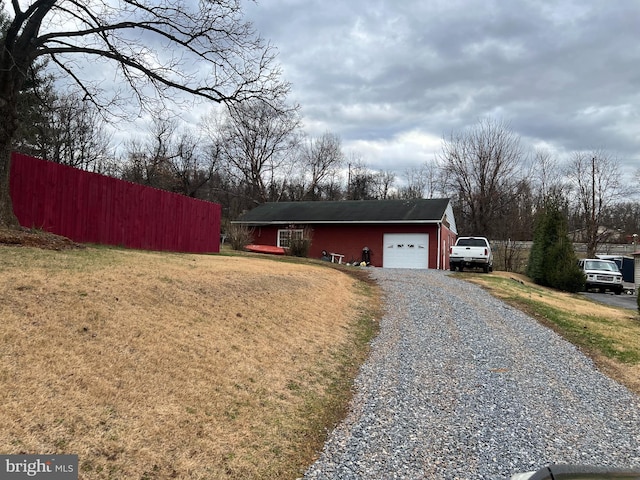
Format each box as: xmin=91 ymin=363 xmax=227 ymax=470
xmin=584 ymin=260 xmax=619 ymax=272
xmin=457 ymin=239 xmax=486 ymax=247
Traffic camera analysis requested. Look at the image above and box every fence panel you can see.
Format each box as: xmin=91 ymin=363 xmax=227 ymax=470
xmin=10 ymin=153 xmax=220 ymax=253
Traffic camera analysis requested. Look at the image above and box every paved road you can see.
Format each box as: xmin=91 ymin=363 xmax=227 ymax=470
xmin=580 ymin=290 xmax=638 ymax=310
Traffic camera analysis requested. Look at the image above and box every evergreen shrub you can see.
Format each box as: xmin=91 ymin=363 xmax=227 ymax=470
xmin=527 ymin=198 xmax=585 ymax=293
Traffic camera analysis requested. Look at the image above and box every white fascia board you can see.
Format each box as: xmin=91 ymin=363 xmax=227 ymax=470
xmin=232 ymin=220 xmax=442 ymax=225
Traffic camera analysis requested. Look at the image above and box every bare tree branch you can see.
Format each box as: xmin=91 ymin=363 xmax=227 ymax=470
xmin=438 ymin=118 xmax=526 ymax=238
xmin=565 ymin=150 xmax=628 ymax=257
xmin=0 ymin=0 xmax=288 ymax=227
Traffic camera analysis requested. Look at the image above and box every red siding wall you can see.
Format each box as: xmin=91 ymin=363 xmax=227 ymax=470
xmin=10 ymin=153 xmax=221 ymax=253
xmin=440 ymin=224 xmax=457 ymax=270
xmin=251 ymin=223 xmax=448 ymax=268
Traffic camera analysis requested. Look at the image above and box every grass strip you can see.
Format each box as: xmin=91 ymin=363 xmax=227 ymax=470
xmin=291 ymin=278 xmax=381 ymax=476
xmin=518 ymin=298 xmax=640 ymax=364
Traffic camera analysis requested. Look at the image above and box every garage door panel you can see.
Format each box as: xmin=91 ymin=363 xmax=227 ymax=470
xmin=383 ymin=233 xmax=429 ymax=269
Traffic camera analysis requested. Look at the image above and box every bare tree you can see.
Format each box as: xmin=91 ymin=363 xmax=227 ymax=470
xmin=298 ymin=132 xmax=344 ymax=200
xmin=565 ymin=150 xmax=627 ymax=257
xmin=0 ymin=0 xmax=285 ymax=227
xmin=121 ymin=118 xmax=178 ymax=191
xmin=347 ymin=159 xmax=375 ymax=200
xmin=438 ymin=118 xmax=525 ymax=238
xmin=16 ymin=92 xmax=114 ymax=172
xmin=317 ymin=169 xmax=345 ymax=201
xmin=423 ymin=161 xmax=442 ymax=199
xmin=121 ymin=117 xmax=218 ymax=198
xmin=371 ymin=170 xmax=396 ymax=199
xmin=634 ymin=168 xmax=640 ymax=198
xmin=171 ymin=130 xmax=220 ymax=199
xmin=399 ymin=161 xmax=441 ymax=199
xmin=345 ymin=160 xmax=397 ymax=200
xmin=531 ymin=149 xmax=569 ymax=203
xmin=399 ymin=166 xmax=426 ymax=199
xmin=211 ymin=99 xmax=301 ymax=205
xmin=601 ymin=201 xmax=640 ymax=244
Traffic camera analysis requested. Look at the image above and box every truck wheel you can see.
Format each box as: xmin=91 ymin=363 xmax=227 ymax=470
xmin=458 ymin=265 xmax=463 ymax=272
xmin=483 ymin=265 xmax=489 ymax=273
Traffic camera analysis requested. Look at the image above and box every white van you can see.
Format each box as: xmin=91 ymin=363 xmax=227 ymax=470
xmin=578 ymin=258 xmax=624 ymax=295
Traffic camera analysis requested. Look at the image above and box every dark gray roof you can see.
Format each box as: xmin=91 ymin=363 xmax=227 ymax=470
xmin=235 ymin=198 xmax=452 ymax=224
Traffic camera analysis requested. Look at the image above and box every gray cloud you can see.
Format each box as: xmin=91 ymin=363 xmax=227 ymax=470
xmin=243 ymin=0 xmax=640 ymax=174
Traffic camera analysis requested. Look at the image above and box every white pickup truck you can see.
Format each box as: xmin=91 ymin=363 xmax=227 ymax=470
xmin=449 ymin=236 xmax=493 ymax=273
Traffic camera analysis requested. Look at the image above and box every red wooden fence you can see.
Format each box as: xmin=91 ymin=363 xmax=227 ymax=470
xmin=10 ymin=153 xmax=221 ymax=253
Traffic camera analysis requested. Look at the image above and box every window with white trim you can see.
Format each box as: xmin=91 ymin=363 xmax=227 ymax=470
xmin=277 ymin=229 xmax=304 ymax=248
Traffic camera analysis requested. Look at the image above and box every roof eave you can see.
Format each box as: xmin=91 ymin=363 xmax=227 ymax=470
xmin=232 ymin=219 xmax=443 ymax=225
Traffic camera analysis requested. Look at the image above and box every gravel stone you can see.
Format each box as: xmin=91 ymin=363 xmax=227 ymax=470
xmin=303 ymin=269 xmax=640 ymax=480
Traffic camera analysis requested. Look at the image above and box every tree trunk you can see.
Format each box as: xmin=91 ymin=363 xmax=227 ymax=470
xmin=0 ymin=37 xmax=27 ymax=230
xmin=0 ymin=127 xmax=20 ymax=229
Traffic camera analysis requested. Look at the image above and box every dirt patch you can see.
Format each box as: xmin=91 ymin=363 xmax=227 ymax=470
xmin=0 ymin=226 xmax=83 ymax=250
xmin=596 ymin=357 xmax=640 ymax=395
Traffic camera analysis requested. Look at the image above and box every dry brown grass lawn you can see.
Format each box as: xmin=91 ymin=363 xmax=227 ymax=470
xmin=0 ymin=246 xmax=379 ymax=479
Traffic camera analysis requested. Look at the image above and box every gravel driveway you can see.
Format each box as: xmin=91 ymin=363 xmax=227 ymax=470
xmin=303 ymin=269 xmax=640 ymax=480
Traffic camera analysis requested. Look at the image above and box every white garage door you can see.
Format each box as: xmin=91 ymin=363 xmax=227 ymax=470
xmin=383 ymin=233 xmax=429 ymax=269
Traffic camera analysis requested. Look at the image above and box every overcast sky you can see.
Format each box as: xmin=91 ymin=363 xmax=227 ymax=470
xmin=241 ymin=0 xmax=640 ymax=176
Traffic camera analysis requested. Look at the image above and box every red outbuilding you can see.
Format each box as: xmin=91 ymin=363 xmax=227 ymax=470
xmin=234 ymin=198 xmax=458 ymax=269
